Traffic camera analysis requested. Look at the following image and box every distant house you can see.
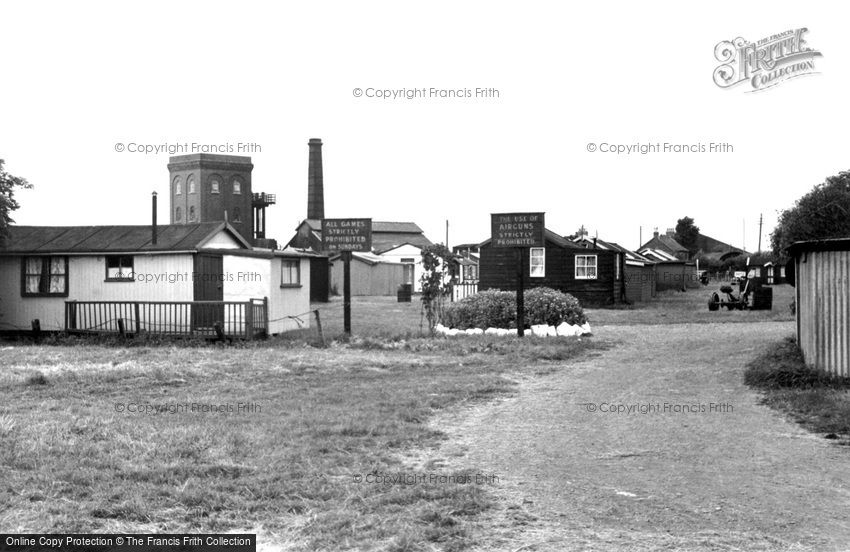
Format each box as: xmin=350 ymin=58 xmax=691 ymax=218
xmin=0 ymin=222 xmax=315 ymax=335
xmin=763 ymin=261 xmax=786 ymax=285
xmin=693 ymin=233 xmax=747 ymax=260
xmin=452 ymin=243 xmax=480 ymax=283
xmin=572 ymin=236 xmax=656 ymax=302
xmin=328 ymin=251 xmax=404 ymax=296
xmin=640 ymin=228 xmax=747 ymax=263
xmin=289 ymin=219 xmax=434 ymax=294
xmin=640 ymin=229 xmax=690 ymax=260
xmin=478 ymin=228 xmax=625 ymax=306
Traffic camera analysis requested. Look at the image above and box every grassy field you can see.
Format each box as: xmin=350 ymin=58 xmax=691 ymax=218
xmin=0 ymin=325 xmax=600 ymax=551
xmin=586 ymin=283 xmax=795 ymax=326
xmin=0 ymin=286 xmax=797 ymax=550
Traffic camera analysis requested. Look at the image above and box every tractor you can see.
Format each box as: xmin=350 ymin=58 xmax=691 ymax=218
xmin=707 ymin=261 xmax=773 ymax=311
xmin=708 ymin=281 xmax=752 ymax=311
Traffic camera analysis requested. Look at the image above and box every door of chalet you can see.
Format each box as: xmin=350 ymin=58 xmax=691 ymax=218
xmin=193 ymin=253 xmax=225 ymax=332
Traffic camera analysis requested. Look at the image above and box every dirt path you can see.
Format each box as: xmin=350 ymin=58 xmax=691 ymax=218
xmin=434 ymin=322 xmax=850 ymax=551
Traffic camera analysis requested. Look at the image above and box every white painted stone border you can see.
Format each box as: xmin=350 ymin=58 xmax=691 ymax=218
xmin=434 ymin=322 xmax=591 ymax=337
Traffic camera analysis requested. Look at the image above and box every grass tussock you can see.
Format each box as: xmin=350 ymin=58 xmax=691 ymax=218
xmin=745 ymin=337 xmax=850 ymax=436
xmin=745 ymin=337 xmax=850 ymax=389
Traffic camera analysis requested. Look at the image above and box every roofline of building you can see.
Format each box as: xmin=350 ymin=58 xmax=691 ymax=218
xmin=787 ymin=237 xmax=850 ymax=255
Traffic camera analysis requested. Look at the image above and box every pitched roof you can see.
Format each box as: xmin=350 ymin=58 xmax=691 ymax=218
xmin=480 ymin=228 xmax=585 ymax=250
xmin=0 ymin=223 xmax=249 ymax=254
xmin=372 ymin=233 xmax=433 ymax=251
xmin=571 ymin=236 xmax=653 ymax=262
xmin=639 ymin=247 xmax=679 ymax=261
xmin=694 ymin=233 xmax=747 ymax=255
xmin=654 ymin=234 xmax=688 ymax=253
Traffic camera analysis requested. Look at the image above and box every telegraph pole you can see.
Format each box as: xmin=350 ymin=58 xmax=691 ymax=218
xmin=757 ymin=213 xmax=763 ymax=253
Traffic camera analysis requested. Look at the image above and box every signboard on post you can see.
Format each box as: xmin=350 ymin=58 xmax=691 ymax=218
xmin=321 ymin=218 xmax=372 ymax=252
xmin=490 ymin=212 xmax=545 ymax=337
xmin=321 ymin=218 xmax=373 ymax=336
xmin=490 ymin=212 xmax=545 ymax=248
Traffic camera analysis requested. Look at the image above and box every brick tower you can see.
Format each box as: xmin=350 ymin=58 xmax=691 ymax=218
xmin=167 ymin=154 xmax=255 ymax=244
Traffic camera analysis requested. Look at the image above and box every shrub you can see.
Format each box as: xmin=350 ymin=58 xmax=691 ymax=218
xmin=441 ymin=287 xmax=587 ymax=330
xmin=442 ymin=289 xmax=516 ymax=330
xmin=524 ymin=287 xmax=586 ymax=326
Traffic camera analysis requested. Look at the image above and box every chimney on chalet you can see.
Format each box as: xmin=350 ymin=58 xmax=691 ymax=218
xmin=307 ymin=138 xmax=324 ymax=220
xmin=151 ymin=192 xmax=158 ymax=245
xmin=653 ymin=227 xmax=659 ymax=239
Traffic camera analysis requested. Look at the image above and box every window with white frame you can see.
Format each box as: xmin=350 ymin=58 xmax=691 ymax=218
xmin=281 ymin=259 xmax=301 ymax=286
xmin=530 ymin=247 xmax=545 ymax=277
xmin=23 ymin=256 xmax=68 ymax=296
xmin=614 ymin=254 xmax=620 ymax=280
xmin=575 ymin=255 xmax=597 ymax=279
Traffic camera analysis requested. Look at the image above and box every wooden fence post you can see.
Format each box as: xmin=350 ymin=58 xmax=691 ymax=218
xmin=134 ymin=302 xmax=141 ymax=334
xmin=314 ymin=309 xmax=325 ymax=346
xmin=263 ymin=297 xmax=269 ymax=337
xmin=245 ymin=301 xmax=254 ymax=340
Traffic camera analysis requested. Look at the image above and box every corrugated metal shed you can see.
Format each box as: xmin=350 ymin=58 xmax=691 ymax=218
xmin=787 ymin=238 xmax=850 ymax=377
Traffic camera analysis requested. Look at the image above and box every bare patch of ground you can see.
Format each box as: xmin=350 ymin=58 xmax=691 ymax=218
xmin=423 ymin=321 xmax=850 ymax=551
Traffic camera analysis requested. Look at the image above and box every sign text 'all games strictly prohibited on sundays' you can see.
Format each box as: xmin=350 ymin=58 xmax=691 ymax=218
xmin=491 ymin=213 xmax=545 ymax=248
xmin=321 ymin=218 xmax=373 ymax=252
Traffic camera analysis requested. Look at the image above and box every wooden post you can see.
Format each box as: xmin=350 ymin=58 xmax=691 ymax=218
xmin=516 ymin=247 xmax=525 ymax=337
xmin=117 ymin=318 xmax=125 ymax=336
xmin=314 ymin=309 xmax=325 ymax=346
xmin=68 ymin=301 xmax=78 ymax=331
xmin=343 ymin=250 xmax=352 ymax=335
xmin=245 ymin=300 xmax=253 ymax=340
xmin=134 ymin=302 xmax=141 ymax=334
xmin=31 ymin=319 xmax=41 ymax=341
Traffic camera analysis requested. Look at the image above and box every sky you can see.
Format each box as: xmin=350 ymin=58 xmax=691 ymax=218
xmin=1 ymin=1 xmax=846 ymax=253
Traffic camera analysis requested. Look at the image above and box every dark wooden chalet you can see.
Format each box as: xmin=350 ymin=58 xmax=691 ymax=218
xmin=478 ymin=229 xmax=624 ymax=306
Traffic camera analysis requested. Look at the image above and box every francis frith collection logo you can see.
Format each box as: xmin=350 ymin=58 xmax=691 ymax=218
xmin=713 ymin=28 xmax=822 ymax=92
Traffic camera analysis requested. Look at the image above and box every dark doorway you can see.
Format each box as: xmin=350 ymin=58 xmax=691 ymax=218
xmin=193 ymin=253 xmax=224 ymax=330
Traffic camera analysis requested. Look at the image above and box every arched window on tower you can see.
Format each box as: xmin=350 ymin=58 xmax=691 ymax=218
xmin=189 ymin=206 xmax=196 ymax=222
xmin=233 ymin=207 xmax=242 ymax=223
xmin=188 ymin=175 xmax=196 ymax=194
xmin=210 ymin=178 xmax=220 ymax=194
xmin=232 ymin=180 xmax=242 ymax=194
xmin=174 ymin=177 xmax=182 ymax=195
xmin=175 ymin=207 xmax=182 ymax=221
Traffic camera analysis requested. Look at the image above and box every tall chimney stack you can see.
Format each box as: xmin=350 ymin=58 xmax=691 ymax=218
xmin=151 ymin=191 xmax=158 ymax=245
xmin=307 ymin=138 xmax=324 ymax=220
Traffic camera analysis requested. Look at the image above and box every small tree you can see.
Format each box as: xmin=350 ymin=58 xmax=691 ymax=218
xmin=419 ymin=244 xmax=455 ymax=332
xmin=0 ymin=159 xmax=33 ymax=245
xmin=674 ymin=216 xmax=700 ymax=253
